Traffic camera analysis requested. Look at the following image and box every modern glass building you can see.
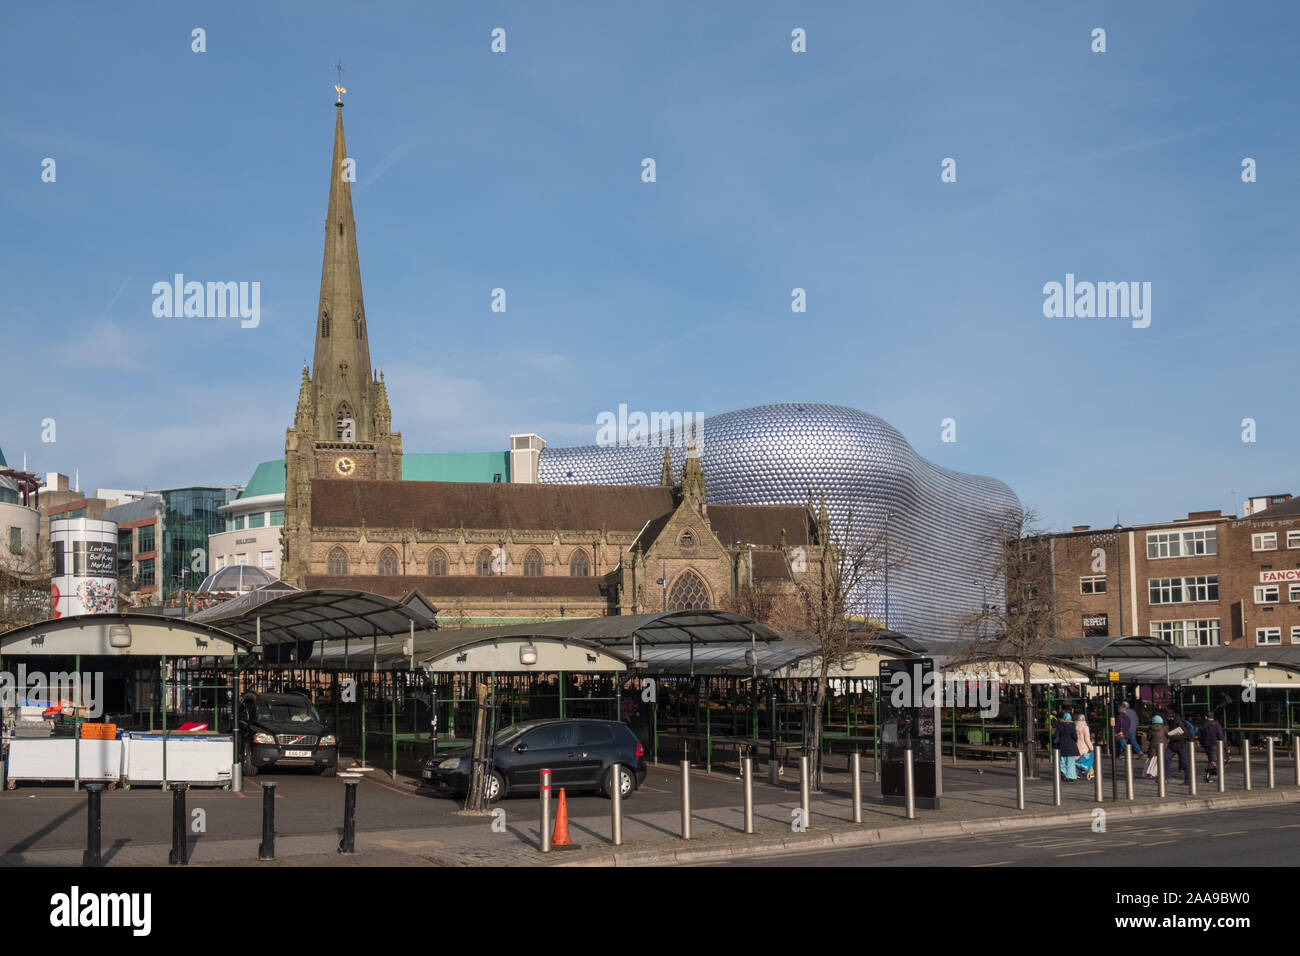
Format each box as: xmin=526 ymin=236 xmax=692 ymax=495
xmin=158 ymin=486 xmax=240 ymax=602
xmin=539 ymin=403 xmax=1021 ymax=644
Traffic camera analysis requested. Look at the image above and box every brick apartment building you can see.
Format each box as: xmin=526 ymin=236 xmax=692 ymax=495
xmin=1049 ymin=493 xmax=1300 ymax=647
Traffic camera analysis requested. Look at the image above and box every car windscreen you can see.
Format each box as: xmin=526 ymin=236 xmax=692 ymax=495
xmin=255 ymin=699 xmax=321 ymax=723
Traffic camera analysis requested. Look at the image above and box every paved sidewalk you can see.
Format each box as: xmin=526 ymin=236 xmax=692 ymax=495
xmin=4 ymin=758 xmax=1298 ymax=867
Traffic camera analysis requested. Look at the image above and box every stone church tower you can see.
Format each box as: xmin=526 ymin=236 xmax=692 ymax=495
xmin=283 ymin=98 xmax=402 ymax=585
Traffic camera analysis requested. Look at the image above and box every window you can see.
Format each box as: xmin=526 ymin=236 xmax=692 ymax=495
xmin=427 ymin=549 xmax=448 ymax=576
xmin=234 ymin=515 xmax=245 ymax=531
xmin=522 ymin=549 xmax=544 ymax=577
xmin=1151 ymin=619 xmax=1221 ymax=647
xmin=1255 ymin=585 xmax=1280 ymax=604
xmin=1287 ymin=530 xmax=1300 ymax=549
xmin=1149 ymin=576 xmax=1218 ymax=604
xmin=523 ymin=723 xmax=575 ymax=750
xmin=377 ymin=548 xmax=399 ymax=575
xmin=580 ymin=723 xmax=616 ymax=746
xmin=327 ymin=547 xmax=348 ymax=575
xmin=1253 ymin=532 xmax=1278 ymax=551
xmin=137 ymin=523 xmax=155 ymax=553
xmin=216 ymin=555 xmax=226 ymax=570
xmin=668 ymin=569 xmax=711 ymax=611
xmin=679 ymin=530 xmax=695 ymax=550
xmin=475 ymin=548 xmax=497 ymax=576
xmin=1293 ymin=627 xmax=1300 ymax=645
xmin=1256 ymin=627 xmax=1282 ymax=646
xmin=139 ymin=558 xmax=155 ymax=586
xmin=1290 ymin=584 xmax=1300 ymax=603
xmin=1146 ymin=527 xmax=1217 ymax=559
xmin=260 ymin=551 xmax=274 ymax=569
xmin=570 ymin=550 xmax=590 ymax=577
xmin=270 ymin=510 xmax=285 ymax=527
xmin=236 ymin=553 xmax=247 ymax=565
xmin=1080 ymin=575 xmax=1106 ymax=595
xmin=8 ymin=527 xmax=20 ymax=555
xmin=321 ymin=310 xmax=330 ymax=338
xmin=249 ymin=512 xmax=266 ymax=529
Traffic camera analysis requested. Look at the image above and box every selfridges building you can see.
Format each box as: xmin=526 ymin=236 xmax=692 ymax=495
xmin=539 ymin=403 xmax=1020 ymax=644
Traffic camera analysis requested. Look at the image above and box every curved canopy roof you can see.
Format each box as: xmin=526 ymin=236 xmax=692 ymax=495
xmin=1 ymin=612 xmax=250 ymax=657
xmin=198 ymin=564 xmax=279 ymax=594
xmin=189 ymin=587 xmax=438 ymax=644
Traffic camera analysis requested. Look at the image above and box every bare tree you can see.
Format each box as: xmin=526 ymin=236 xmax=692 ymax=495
xmin=954 ymin=506 xmax=1076 ymax=778
xmin=0 ymin=542 xmax=50 ymax=632
xmin=793 ymin=506 xmax=903 ymax=789
xmin=723 ymin=578 xmax=807 ymax=633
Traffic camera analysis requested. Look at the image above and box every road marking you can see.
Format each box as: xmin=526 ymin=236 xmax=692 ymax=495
xmin=1057 ymin=849 xmax=1105 ymax=857
xmin=969 ymin=860 xmax=1012 ymax=867
xmin=1273 ymin=824 xmax=1300 ymax=829
xmin=363 ymin=776 xmax=417 ymax=798
xmin=1142 ymin=840 xmax=1177 ymax=846
xmin=1212 ymin=830 xmax=1248 ymax=838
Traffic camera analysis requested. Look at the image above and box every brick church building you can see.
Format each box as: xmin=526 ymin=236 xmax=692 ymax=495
xmin=282 ymin=99 xmax=825 ymax=623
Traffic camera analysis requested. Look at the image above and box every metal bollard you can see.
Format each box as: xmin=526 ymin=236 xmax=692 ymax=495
xmin=1217 ymin=740 xmax=1226 ymax=793
xmin=1052 ymin=748 xmax=1061 ymax=806
xmin=742 ymin=756 xmax=754 ymax=834
xmin=1016 ymin=751 xmax=1025 ymax=810
xmin=610 ymin=763 xmax=623 ymax=846
xmin=539 ymin=769 xmax=552 ymax=853
xmin=168 ymin=783 xmax=188 ymax=865
xmin=83 ymin=783 xmax=105 ymax=868
xmin=1294 ymin=737 xmax=1299 ymax=788
xmin=1267 ymin=738 xmax=1276 ymax=789
xmin=904 ymin=747 xmax=915 ymax=820
xmin=799 ymin=755 xmax=811 ymax=830
xmin=1094 ymin=747 xmax=1103 ymax=803
xmin=851 ymin=752 xmax=862 ymax=824
xmin=1243 ymin=738 xmax=1252 ymax=791
xmin=258 ymin=781 xmax=276 ymax=861
xmin=680 ymin=760 xmax=692 ymax=839
xmin=338 ymin=779 xmax=357 ymax=854
xmin=1188 ymin=744 xmax=1197 ymax=796
xmin=1125 ymin=747 xmax=1134 ymax=801
xmin=1157 ymin=743 xmax=1166 ymax=798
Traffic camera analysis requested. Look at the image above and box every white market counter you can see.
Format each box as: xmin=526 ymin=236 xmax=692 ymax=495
xmin=121 ymin=732 xmax=234 ymax=788
xmin=5 ymin=737 xmax=123 ymax=788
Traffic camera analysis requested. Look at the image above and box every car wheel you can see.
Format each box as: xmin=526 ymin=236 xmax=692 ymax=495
xmin=602 ymin=765 xmax=635 ymax=799
xmin=242 ymin=745 xmax=259 ymax=778
xmin=484 ymin=770 xmax=505 ymax=803
xmin=321 ymin=764 xmax=337 ymax=778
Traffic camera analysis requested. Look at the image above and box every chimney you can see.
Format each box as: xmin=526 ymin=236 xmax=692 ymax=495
xmin=1072 ymin=525 xmax=1091 ymax=532
xmin=1186 ymin=510 xmax=1221 ymax=521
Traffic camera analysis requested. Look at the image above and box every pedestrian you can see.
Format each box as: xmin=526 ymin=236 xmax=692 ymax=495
xmin=1056 ymin=711 xmax=1080 ymax=780
xmin=1116 ymin=701 xmax=1139 ymax=754
xmin=1074 ymin=710 xmax=1096 ymax=780
xmin=1166 ymin=711 xmax=1192 ymax=786
xmin=1198 ymin=712 xmax=1226 ymax=782
xmin=1144 ymin=715 xmax=1170 ymax=778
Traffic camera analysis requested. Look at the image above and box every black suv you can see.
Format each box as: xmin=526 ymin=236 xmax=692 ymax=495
xmin=240 ymin=692 xmax=338 ymax=777
xmin=423 ymin=718 xmax=646 ymax=802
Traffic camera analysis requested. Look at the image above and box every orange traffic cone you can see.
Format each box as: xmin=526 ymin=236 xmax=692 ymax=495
xmin=551 ymin=788 xmax=572 ymax=846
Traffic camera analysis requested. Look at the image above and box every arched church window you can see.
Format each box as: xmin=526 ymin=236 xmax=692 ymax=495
xmin=679 ymin=530 xmax=695 ymax=550
xmin=569 ymin=550 xmax=590 ymax=577
xmin=668 ymin=569 xmax=711 ymax=611
xmin=475 ymin=548 xmax=497 ymax=576
xmin=327 ymin=547 xmax=348 ymax=576
xmin=377 ymin=548 xmax=398 ymax=575
xmin=336 ymin=402 xmax=355 ymax=441
xmin=523 ymin=549 xmax=544 ymax=577
xmin=427 ymin=549 xmax=448 ymax=576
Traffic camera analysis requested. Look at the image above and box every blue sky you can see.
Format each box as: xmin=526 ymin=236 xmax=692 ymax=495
xmin=1 ymin=1 xmax=1296 ymax=531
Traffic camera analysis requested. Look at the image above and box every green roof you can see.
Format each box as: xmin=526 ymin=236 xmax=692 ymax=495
xmin=238 ymin=452 xmax=509 ymax=497
xmin=402 ymin=452 xmax=509 ymax=483
xmin=240 ymin=460 xmax=287 ymax=498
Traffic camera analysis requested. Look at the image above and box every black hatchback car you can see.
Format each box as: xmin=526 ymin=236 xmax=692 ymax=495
xmin=239 ymin=692 xmax=338 ymax=777
xmin=423 ymin=718 xmax=646 ymax=802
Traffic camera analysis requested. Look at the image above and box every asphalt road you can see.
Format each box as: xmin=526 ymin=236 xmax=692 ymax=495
xmin=723 ymin=802 xmax=1300 ymax=866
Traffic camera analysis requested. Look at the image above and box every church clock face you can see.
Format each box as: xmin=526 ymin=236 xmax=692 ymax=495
xmin=335 ymin=456 xmax=355 ymax=476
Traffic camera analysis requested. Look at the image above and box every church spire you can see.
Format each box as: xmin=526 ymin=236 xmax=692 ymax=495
xmin=312 ymin=98 xmax=374 ymax=443
xmin=680 ymin=425 xmax=707 ymax=515
xmin=660 ymin=445 xmax=674 ymax=486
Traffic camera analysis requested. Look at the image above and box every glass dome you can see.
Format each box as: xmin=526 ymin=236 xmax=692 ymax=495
xmin=198 ymin=564 xmax=279 ymax=594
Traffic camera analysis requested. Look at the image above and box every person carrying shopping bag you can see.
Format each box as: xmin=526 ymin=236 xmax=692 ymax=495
xmin=1056 ymin=711 xmax=1080 ymax=780
xmin=1143 ymin=715 xmax=1170 ymax=778
xmin=1074 ymin=710 xmax=1096 ymax=780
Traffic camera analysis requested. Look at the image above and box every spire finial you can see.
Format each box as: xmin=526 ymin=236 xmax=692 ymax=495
xmin=334 ymin=60 xmax=347 ymax=105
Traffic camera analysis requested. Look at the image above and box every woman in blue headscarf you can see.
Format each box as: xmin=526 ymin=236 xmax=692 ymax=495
xmin=1056 ymin=711 xmax=1079 ymax=780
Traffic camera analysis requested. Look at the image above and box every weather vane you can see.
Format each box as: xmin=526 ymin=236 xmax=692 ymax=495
xmin=334 ymin=60 xmax=347 ymax=104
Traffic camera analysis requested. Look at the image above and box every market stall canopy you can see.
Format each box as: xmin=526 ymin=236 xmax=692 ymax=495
xmin=0 ymin=613 xmax=250 ymax=658
xmin=189 ymin=587 xmax=439 ymax=645
xmin=1099 ymin=645 xmax=1300 ymax=689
